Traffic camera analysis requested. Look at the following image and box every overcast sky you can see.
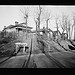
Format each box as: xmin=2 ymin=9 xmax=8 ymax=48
xmin=0 ymin=5 xmax=75 ymax=32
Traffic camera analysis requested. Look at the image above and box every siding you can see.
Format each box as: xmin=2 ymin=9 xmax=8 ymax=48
xmin=6 ymin=28 xmax=16 ymax=32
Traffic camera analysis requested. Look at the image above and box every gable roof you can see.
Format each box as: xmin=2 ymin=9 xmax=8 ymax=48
xmin=3 ymin=23 xmax=33 ymax=30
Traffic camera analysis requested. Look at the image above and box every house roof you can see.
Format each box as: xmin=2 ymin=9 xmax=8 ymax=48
xmin=4 ymin=23 xmax=33 ymax=30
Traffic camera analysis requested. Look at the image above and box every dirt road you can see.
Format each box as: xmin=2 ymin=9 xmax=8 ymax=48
xmin=0 ymin=51 xmax=75 ymax=68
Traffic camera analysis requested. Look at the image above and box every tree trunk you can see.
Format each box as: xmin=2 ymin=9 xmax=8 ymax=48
xmin=68 ymin=28 xmax=71 ymax=40
xmin=73 ymin=18 xmax=75 ymax=40
xmin=46 ymin=20 xmax=48 ymax=30
xmin=69 ymin=31 xmax=71 ymax=40
xmin=56 ymin=19 xmax=59 ymax=36
xmin=37 ymin=6 xmax=42 ymax=35
xmin=26 ymin=18 xmax=27 ymax=39
xmin=74 ymin=25 xmax=75 ymax=40
xmin=66 ymin=24 xmax=68 ymax=39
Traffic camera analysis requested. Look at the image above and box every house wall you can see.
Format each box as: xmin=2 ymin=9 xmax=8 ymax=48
xmin=19 ymin=31 xmax=24 ymax=37
xmin=5 ymin=27 xmax=31 ymax=32
xmin=5 ymin=27 xmax=33 ymax=43
xmin=6 ymin=28 xmax=16 ymax=32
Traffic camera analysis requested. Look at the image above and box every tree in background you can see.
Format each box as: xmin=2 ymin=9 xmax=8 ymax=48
xmin=55 ymin=15 xmax=60 ymax=36
xmin=34 ymin=17 xmax=38 ymax=33
xmin=64 ymin=15 xmax=68 ymax=39
xmin=20 ymin=7 xmax=30 ymax=39
xmin=41 ymin=8 xmax=52 ymax=30
xmin=60 ymin=15 xmax=65 ymax=34
xmin=72 ymin=13 xmax=75 ymax=40
xmin=67 ymin=19 xmax=71 ymax=40
xmin=60 ymin=14 xmax=69 ymax=39
xmin=34 ymin=5 xmax=42 ymax=34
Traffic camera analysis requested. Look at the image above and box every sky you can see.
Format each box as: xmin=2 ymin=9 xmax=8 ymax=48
xmin=0 ymin=5 xmax=75 ymax=32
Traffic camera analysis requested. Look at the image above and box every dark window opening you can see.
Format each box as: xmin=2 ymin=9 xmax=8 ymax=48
xmin=18 ymin=28 xmax=22 ymax=31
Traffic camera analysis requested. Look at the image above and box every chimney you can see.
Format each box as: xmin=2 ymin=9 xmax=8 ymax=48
xmin=4 ymin=26 xmax=6 ymax=28
xmin=15 ymin=21 xmax=18 ymax=25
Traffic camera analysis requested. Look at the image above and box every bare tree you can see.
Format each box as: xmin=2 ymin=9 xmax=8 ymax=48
xmin=55 ymin=16 xmax=60 ymax=36
xmin=60 ymin=15 xmax=65 ymax=34
xmin=36 ymin=5 xmax=42 ymax=32
xmin=34 ymin=17 xmax=38 ymax=33
xmin=67 ymin=19 xmax=71 ymax=40
xmin=72 ymin=13 xmax=75 ymax=40
xmin=60 ymin=14 xmax=69 ymax=39
xmin=20 ymin=7 xmax=29 ymax=39
xmin=41 ymin=8 xmax=52 ymax=30
xmin=65 ymin=15 xmax=68 ymax=38
xmin=38 ymin=5 xmax=42 ymax=30
xmin=33 ymin=5 xmax=42 ymax=35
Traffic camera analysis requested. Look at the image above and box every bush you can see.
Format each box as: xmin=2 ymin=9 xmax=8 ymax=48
xmin=0 ymin=31 xmax=18 ymax=57
xmin=0 ymin=38 xmax=8 ymax=44
xmin=0 ymin=31 xmax=17 ymax=44
xmin=8 ymin=32 xmax=17 ymax=40
xmin=0 ymin=31 xmax=5 ymax=38
xmin=0 ymin=40 xmax=16 ymax=57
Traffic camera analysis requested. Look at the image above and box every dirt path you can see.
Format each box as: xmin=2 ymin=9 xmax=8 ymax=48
xmin=0 ymin=51 xmax=75 ymax=68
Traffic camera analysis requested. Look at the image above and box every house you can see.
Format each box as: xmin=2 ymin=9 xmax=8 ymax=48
xmin=3 ymin=21 xmax=32 ymax=33
xmin=3 ymin=21 xmax=33 ymax=37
